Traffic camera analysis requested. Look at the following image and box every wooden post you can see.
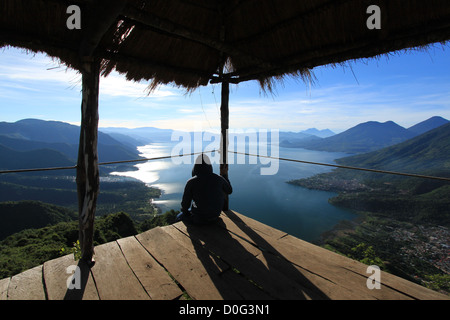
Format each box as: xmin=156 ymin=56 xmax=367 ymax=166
xmin=220 ymin=81 xmax=230 ymax=210
xmin=76 ymin=57 xmax=100 ymax=265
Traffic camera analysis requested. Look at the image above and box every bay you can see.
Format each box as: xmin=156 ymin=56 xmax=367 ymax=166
xmin=111 ymin=141 xmax=356 ymax=242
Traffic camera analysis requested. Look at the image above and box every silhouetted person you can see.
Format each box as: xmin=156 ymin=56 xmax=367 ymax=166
xmin=177 ymin=154 xmax=232 ymax=224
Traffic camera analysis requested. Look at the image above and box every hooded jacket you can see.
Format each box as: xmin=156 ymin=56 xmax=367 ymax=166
xmin=181 ymin=155 xmax=232 ymax=220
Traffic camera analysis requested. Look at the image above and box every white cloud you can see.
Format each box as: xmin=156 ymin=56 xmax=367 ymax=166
xmin=99 ymin=72 xmax=179 ymax=99
xmin=2 ymin=46 xmax=450 ymax=132
xmin=0 ymin=48 xmax=180 ymax=100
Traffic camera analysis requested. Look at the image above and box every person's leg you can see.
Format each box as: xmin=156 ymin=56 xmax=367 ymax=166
xmin=192 ymin=214 xmax=220 ymax=225
xmin=176 ymin=211 xmax=193 ymax=223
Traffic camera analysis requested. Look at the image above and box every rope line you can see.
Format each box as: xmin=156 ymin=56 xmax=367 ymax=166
xmin=230 ymin=150 xmax=450 ymax=182
xmin=0 ymin=150 xmax=214 ymax=175
xmin=1 ymin=148 xmax=449 ymax=182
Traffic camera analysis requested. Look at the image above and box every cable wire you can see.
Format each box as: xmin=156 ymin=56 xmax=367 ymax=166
xmin=229 ymin=150 xmax=450 ymax=182
xmin=0 ymin=150 xmax=215 ymax=175
xmin=1 ymin=149 xmax=449 ymax=182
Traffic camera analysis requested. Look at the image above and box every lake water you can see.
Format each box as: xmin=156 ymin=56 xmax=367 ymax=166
xmin=111 ymin=141 xmax=356 ymax=242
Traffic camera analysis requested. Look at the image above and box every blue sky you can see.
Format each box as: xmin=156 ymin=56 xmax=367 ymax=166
xmin=1 ymin=44 xmax=449 ymax=133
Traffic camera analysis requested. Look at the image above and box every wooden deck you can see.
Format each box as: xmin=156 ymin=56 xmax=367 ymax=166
xmin=0 ymin=210 xmax=448 ymax=300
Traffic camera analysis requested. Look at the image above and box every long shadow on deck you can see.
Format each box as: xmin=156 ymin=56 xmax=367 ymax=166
xmin=181 ymin=210 xmax=330 ymax=300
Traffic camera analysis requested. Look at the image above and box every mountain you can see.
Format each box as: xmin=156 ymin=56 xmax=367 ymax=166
xmin=279 ymin=131 xmax=321 ymax=147
xmin=0 ymin=200 xmax=77 ymax=240
xmin=337 ymin=122 xmax=450 ymax=174
xmin=281 ymin=117 xmax=449 ymax=154
xmin=301 ymin=128 xmax=335 ymax=138
xmin=0 ymin=119 xmax=80 ymax=144
xmin=407 ymin=116 xmax=449 ymax=136
xmin=0 ymin=119 xmax=141 ymax=164
xmin=0 ymin=144 xmax=75 ymax=170
xmin=103 ymin=132 xmax=151 ymax=148
xmin=287 ymin=121 xmax=415 ymax=153
xmin=100 ymin=126 xmax=173 ymax=143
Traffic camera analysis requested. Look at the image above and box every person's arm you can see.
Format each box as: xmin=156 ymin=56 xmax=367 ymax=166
xmin=181 ymin=180 xmax=193 ymax=214
xmin=222 ymin=176 xmax=233 ymax=195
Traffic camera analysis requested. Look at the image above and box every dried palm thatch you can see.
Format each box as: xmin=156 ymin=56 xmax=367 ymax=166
xmin=2 ymin=0 xmax=450 ymax=92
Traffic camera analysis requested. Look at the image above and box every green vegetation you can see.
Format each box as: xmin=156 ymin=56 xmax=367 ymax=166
xmin=0 ymin=209 xmax=179 ymax=279
xmin=0 ymin=174 xmax=161 ymax=220
xmin=60 ymin=240 xmax=81 ymax=261
xmin=349 ymin=243 xmax=385 ymax=267
xmin=0 ymin=200 xmax=77 ymax=240
xmin=425 ymin=274 xmax=450 ymax=292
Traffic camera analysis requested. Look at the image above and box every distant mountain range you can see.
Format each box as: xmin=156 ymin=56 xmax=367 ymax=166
xmin=1 ymin=116 xmax=448 ymax=172
xmin=0 ymin=119 xmax=142 ymax=172
xmin=300 ymin=128 xmax=336 ymax=138
xmin=101 ymin=126 xmax=174 ymax=144
xmin=280 ymin=116 xmax=449 ymax=154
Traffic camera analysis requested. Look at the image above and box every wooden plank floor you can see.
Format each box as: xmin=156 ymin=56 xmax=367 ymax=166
xmin=0 ymin=210 xmax=448 ymax=300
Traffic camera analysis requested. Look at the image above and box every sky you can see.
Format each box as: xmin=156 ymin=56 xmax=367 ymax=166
xmin=1 ymin=44 xmax=450 ymax=133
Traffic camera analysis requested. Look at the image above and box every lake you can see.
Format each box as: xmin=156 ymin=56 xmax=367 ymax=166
xmin=111 ymin=140 xmax=356 ymax=242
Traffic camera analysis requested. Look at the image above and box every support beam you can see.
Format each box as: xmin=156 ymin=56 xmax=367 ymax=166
xmin=77 ymin=58 xmax=100 ymax=264
xmin=79 ymin=0 xmax=126 ymax=57
xmin=220 ymin=81 xmax=230 ymax=210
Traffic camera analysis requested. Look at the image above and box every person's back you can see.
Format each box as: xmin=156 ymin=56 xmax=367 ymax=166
xmin=178 ymin=154 xmax=232 ymax=224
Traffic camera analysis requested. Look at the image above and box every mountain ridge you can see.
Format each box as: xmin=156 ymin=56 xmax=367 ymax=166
xmin=407 ymin=116 xmax=449 ymax=136
xmin=0 ymin=119 xmax=142 ymax=167
xmin=337 ymin=121 xmax=450 ymax=174
xmin=281 ymin=116 xmax=449 ymax=154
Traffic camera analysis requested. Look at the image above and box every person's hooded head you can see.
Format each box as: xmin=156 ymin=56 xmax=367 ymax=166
xmin=192 ymin=154 xmax=213 ymax=177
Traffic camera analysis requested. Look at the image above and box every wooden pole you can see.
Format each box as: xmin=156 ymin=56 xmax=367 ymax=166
xmin=76 ymin=57 xmax=100 ymax=265
xmin=220 ymin=81 xmax=230 ymax=210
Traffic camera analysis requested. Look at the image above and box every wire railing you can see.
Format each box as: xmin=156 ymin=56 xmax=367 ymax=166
xmin=0 ymin=149 xmax=450 ymax=182
xmin=0 ymin=150 xmax=210 ymax=174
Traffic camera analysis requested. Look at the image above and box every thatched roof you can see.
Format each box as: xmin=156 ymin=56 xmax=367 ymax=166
xmin=2 ymin=0 xmax=450 ymax=91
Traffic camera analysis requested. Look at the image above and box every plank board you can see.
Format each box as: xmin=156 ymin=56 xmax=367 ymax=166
xmin=162 ymin=224 xmax=230 ymax=273
xmin=0 ymin=277 xmax=10 ymax=300
xmin=7 ymin=265 xmax=46 ymax=300
xmin=222 ymin=210 xmax=287 ymax=240
xmin=164 ymin=224 xmax=273 ymax=299
xmin=223 ymin=211 xmax=448 ymax=300
xmin=117 ymin=236 xmax=183 ymax=300
xmin=224 ymin=211 xmax=407 ymax=299
xmin=216 ymin=213 xmax=377 ymax=299
xmin=43 ymin=254 xmax=99 ymax=300
xmin=219 ymin=268 xmax=273 ymax=300
xmin=90 ymin=241 xmax=150 ymax=300
xmin=280 ymin=234 xmax=448 ymax=300
xmin=136 ymin=226 xmax=243 ymax=300
xmin=174 ymin=220 xmax=326 ymax=299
